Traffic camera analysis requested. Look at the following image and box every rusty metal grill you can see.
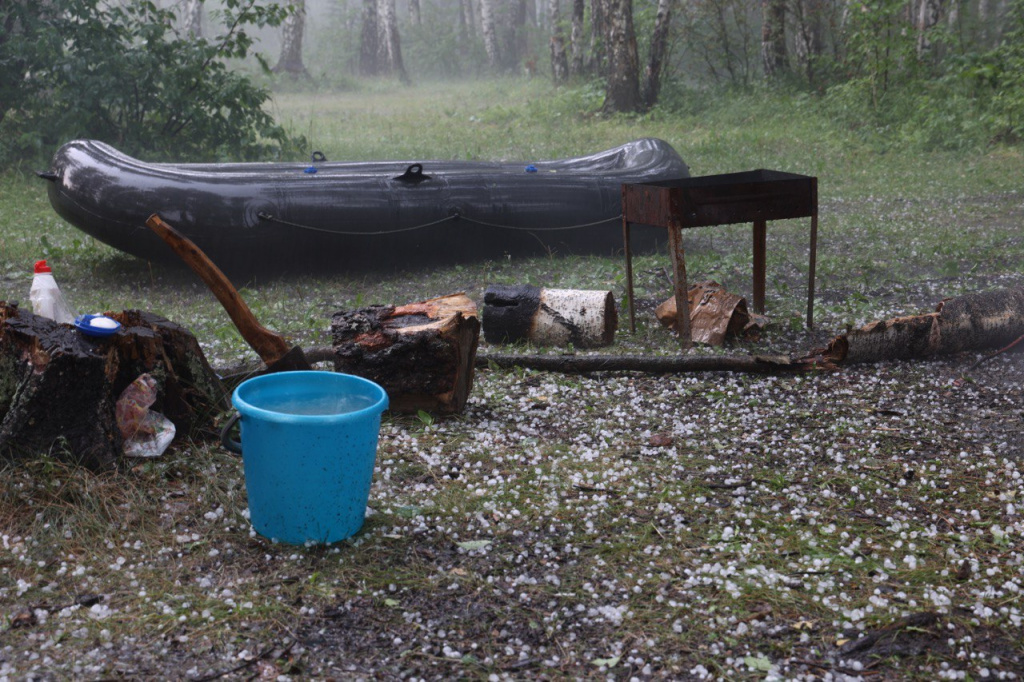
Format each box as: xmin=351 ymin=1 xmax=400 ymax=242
xmin=621 ymin=170 xmax=818 ymax=347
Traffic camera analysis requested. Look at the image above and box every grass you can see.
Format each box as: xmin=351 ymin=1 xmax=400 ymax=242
xmin=1 ymin=78 xmax=1023 ymax=678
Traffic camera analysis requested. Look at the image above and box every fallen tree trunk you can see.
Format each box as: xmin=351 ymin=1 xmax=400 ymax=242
xmin=331 ymin=293 xmax=480 ymax=414
xmin=0 ymin=304 xmax=226 ymax=469
xmin=818 ymin=287 xmax=1024 ymax=365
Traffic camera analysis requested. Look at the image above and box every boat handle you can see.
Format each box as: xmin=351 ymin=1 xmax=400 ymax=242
xmin=393 ymin=163 xmax=431 ymax=183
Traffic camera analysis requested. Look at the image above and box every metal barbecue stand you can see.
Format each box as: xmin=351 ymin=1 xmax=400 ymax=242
xmin=621 ymin=170 xmax=819 ymax=348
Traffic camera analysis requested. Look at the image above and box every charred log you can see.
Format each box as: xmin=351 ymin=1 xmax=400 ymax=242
xmin=331 ymin=294 xmax=480 ymax=414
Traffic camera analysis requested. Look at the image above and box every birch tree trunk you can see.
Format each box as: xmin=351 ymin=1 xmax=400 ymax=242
xmin=183 ymin=0 xmax=203 ymax=38
xmin=409 ymin=0 xmax=421 ymax=26
xmin=550 ymin=0 xmax=570 ymax=83
xmin=601 ymin=0 xmax=641 ymax=112
xmin=359 ymin=0 xmax=381 ymax=76
xmin=570 ymin=0 xmax=585 ymax=75
xmin=761 ymin=0 xmax=787 ymax=78
xmin=480 ymin=0 xmax=500 ymax=70
xmin=462 ymin=0 xmax=477 ymax=37
xmin=273 ymin=0 xmax=308 ymax=77
xmin=794 ymin=0 xmax=824 ymax=85
xmin=380 ymin=0 xmax=409 ymax=82
xmin=916 ymin=0 xmax=941 ymax=56
xmin=978 ymin=0 xmax=993 ymax=46
xmin=642 ymin=0 xmax=673 ymax=109
xmin=507 ymin=0 xmax=530 ymax=70
xmin=589 ymin=0 xmax=609 ymax=74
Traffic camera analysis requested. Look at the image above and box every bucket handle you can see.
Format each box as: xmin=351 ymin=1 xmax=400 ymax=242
xmin=220 ymin=412 xmax=242 ymax=455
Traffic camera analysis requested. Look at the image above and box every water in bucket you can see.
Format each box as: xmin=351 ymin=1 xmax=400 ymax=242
xmin=222 ymin=371 xmax=389 ymax=544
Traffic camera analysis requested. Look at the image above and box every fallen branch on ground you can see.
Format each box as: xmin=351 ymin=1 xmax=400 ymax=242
xmin=477 ymin=353 xmax=814 ymax=374
xmin=969 ymin=331 xmax=1024 ymax=370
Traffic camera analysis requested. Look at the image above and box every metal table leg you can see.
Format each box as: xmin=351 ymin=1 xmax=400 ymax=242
xmin=752 ymin=219 xmax=767 ymax=314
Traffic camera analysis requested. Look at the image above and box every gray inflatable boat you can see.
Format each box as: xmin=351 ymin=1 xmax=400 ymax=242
xmin=41 ymin=138 xmax=688 ymax=273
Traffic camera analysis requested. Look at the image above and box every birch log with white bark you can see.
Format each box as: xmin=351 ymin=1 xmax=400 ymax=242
xmin=482 ymin=286 xmax=617 ymax=348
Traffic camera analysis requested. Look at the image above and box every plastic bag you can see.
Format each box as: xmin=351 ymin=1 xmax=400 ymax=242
xmin=116 ymin=374 xmax=175 ymax=458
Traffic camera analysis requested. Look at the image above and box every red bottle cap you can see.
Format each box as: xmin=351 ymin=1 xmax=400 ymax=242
xmin=34 ymin=260 xmax=51 ymax=274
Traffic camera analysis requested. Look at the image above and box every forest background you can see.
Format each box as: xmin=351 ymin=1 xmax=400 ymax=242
xmin=2 ymin=0 xmax=1023 ymax=167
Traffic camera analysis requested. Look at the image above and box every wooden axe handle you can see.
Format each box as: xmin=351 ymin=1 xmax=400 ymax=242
xmin=146 ymin=214 xmax=290 ymax=364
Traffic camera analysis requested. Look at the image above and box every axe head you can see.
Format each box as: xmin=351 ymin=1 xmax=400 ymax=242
xmin=264 ymin=345 xmax=314 ymax=374
xmin=218 ymin=345 xmax=317 ymax=395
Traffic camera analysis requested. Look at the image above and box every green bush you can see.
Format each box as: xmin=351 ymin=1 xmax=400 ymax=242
xmin=818 ymin=0 xmax=1024 ymax=151
xmin=950 ymin=0 xmax=1024 ymax=144
xmin=0 ymin=0 xmax=306 ymax=166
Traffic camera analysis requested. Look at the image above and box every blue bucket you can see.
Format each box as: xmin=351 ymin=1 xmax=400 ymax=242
xmin=221 ymin=371 xmax=388 ymax=544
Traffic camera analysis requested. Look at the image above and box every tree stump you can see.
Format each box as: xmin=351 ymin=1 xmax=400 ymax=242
xmin=0 ymin=303 xmax=226 ymax=469
xmin=330 ymin=294 xmax=480 ymax=414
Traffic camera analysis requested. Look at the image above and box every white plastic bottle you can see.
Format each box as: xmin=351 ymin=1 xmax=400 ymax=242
xmin=29 ymin=260 xmax=75 ymax=324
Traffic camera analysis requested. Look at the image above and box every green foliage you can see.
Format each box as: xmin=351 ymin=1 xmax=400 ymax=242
xmin=0 ymin=0 xmax=306 ymax=166
xmin=674 ymin=0 xmax=757 ymax=86
xmin=402 ymin=4 xmax=490 ymax=80
xmin=820 ymin=0 xmax=925 ymax=140
xmin=840 ymin=0 xmax=924 ymax=104
xmin=819 ymin=0 xmax=1024 ymax=151
xmin=949 ymin=0 xmax=1024 ymax=144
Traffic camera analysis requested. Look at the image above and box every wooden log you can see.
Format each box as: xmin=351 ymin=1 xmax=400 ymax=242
xmin=818 ymin=287 xmax=1024 ymax=365
xmin=482 ymin=285 xmax=617 ymax=348
xmin=330 ymin=293 xmax=480 ymax=414
xmin=0 ymin=303 xmax=226 ymax=469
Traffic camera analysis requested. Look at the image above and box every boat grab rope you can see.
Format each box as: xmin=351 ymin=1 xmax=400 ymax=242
xmin=256 ymin=211 xmax=622 ymax=236
xmin=50 ymin=184 xmax=623 ymax=239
